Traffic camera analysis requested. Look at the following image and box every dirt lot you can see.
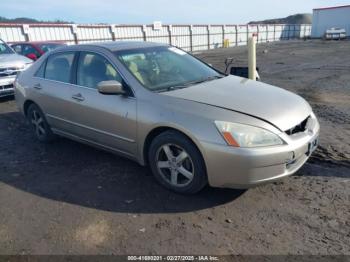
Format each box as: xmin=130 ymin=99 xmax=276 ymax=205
xmin=0 ymin=40 xmax=349 ymax=255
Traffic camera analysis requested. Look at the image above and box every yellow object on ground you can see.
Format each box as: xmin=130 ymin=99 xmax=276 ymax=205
xmin=223 ymin=39 xmax=230 ymax=48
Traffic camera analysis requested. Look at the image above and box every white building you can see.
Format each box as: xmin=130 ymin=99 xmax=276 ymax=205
xmin=311 ymin=5 xmax=350 ymax=38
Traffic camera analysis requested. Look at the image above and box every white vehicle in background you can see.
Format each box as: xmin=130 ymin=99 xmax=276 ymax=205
xmin=0 ymin=39 xmax=33 ymax=98
xmin=324 ymin=28 xmax=347 ymax=40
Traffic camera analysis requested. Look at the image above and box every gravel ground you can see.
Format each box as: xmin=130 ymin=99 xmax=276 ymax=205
xmin=0 ymin=40 xmax=349 ymax=255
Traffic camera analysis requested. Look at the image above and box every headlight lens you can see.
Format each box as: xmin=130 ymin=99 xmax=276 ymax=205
xmin=23 ymin=63 xmax=33 ymax=70
xmin=215 ymin=121 xmax=284 ymax=148
xmin=16 ymin=63 xmax=31 ymax=71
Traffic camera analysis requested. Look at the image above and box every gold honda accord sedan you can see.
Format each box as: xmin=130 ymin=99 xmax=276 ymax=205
xmin=15 ymin=41 xmax=319 ymax=194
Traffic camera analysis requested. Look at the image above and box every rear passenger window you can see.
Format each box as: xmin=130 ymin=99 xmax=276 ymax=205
xmin=45 ymin=52 xmax=74 ymax=83
xmin=77 ymin=52 xmax=122 ymax=89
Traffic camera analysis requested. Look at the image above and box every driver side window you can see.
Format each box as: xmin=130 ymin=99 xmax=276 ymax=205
xmin=77 ymin=52 xmax=122 ymax=89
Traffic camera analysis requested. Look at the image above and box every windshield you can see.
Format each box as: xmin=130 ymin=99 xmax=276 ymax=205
xmin=38 ymin=43 xmax=63 ymax=53
xmin=115 ymin=46 xmax=223 ymax=92
xmin=0 ymin=41 xmax=15 ymax=55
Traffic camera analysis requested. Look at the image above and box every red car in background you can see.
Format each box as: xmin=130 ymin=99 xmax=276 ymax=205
xmin=11 ymin=42 xmax=65 ymax=61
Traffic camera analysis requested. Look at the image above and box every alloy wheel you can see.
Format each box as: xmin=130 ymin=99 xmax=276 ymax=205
xmin=156 ymin=144 xmax=194 ymax=187
xmin=30 ymin=109 xmax=46 ymax=139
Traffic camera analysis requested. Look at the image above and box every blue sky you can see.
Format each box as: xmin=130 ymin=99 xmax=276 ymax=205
xmin=2 ymin=0 xmax=350 ymax=24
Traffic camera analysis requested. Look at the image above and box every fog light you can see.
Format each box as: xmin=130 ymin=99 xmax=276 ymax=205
xmin=286 ymin=151 xmax=295 ymax=164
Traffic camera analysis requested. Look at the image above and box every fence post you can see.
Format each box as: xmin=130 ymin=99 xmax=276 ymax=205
xmin=22 ymin=24 xmax=30 ymax=42
xmin=256 ymin=25 xmax=259 ymax=43
xmin=246 ymin=25 xmax=249 ymax=45
xmin=189 ymin=25 xmax=193 ymax=52
xmin=235 ymin=25 xmax=238 ymax=46
xmin=274 ymin=24 xmax=276 ymax=41
xmin=110 ymin=24 xmax=116 ymax=41
xmin=142 ymin=25 xmax=147 ymax=42
xmin=207 ymin=25 xmax=211 ymax=50
xmin=168 ymin=25 xmax=172 ymax=46
xmin=71 ymin=24 xmax=78 ymax=44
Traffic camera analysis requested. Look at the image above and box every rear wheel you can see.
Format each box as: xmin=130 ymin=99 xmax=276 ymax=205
xmin=27 ymin=104 xmax=55 ymax=142
xmin=148 ymin=131 xmax=207 ymax=194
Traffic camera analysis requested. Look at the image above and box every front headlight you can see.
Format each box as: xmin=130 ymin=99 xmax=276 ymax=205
xmin=17 ymin=63 xmax=32 ymax=71
xmin=215 ymin=121 xmax=284 ymax=148
xmin=23 ymin=63 xmax=33 ymax=70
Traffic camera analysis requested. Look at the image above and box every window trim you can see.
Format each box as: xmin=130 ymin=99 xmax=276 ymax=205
xmin=71 ymin=51 xmax=80 ymax=85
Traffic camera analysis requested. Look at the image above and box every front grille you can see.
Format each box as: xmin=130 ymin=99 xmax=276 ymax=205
xmin=0 ymin=84 xmax=13 ymax=91
xmin=0 ymin=67 xmax=21 ymax=77
xmin=285 ymin=116 xmax=310 ymax=135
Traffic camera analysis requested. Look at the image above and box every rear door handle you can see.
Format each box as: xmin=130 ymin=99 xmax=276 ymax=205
xmin=72 ymin=93 xmax=85 ymax=101
xmin=33 ymin=83 xmax=42 ymax=90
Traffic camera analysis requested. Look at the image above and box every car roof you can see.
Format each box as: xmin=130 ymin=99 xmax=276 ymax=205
xmin=31 ymin=41 xmax=65 ymax=44
xmin=73 ymin=41 xmax=168 ymax=51
xmin=11 ymin=41 xmax=65 ymax=45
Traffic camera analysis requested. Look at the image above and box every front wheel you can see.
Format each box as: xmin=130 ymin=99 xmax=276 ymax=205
xmin=148 ymin=131 xmax=207 ymax=194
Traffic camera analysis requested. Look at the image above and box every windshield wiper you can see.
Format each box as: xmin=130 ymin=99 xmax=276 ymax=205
xmin=185 ymin=75 xmax=225 ymax=86
xmin=155 ymin=75 xmax=225 ymax=93
xmin=155 ymin=85 xmax=187 ymax=93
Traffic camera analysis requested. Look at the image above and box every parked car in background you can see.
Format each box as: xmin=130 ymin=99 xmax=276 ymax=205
xmin=11 ymin=42 xmax=65 ymax=61
xmin=325 ymin=28 xmax=347 ymax=40
xmin=15 ymin=41 xmax=319 ymax=194
xmin=0 ymin=39 xmax=32 ymax=98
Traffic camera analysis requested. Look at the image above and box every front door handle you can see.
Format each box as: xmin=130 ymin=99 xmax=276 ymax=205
xmin=33 ymin=83 xmax=42 ymax=90
xmin=72 ymin=93 xmax=85 ymax=102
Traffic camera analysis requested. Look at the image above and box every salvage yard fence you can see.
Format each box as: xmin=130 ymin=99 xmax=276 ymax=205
xmin=0 ymin=23 xmax=312 ymax=52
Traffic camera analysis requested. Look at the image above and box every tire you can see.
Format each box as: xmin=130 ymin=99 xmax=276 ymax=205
xmin=148 ymin=130 xmax=207 ymax=194
xmin=27 ymin=103 xmax=55 ymax=143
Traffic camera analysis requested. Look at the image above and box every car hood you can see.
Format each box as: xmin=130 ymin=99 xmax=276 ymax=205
xmin=162 ymin=76 xmax=311 ymax=131
xmin=0 ymin=54 xmax=32 ymax=68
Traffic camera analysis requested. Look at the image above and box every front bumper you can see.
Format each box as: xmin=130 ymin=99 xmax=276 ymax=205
xmin=0 ymin=76 xmax=16 ymax=97
xmin=202 ymin=119 xmax=320 ymax=189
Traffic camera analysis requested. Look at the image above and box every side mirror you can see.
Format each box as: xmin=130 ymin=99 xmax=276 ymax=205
xmin=97 ymin=80 xmax=125 ymax=95
xmin=26 ymin=53 xmax=38 ymax=61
